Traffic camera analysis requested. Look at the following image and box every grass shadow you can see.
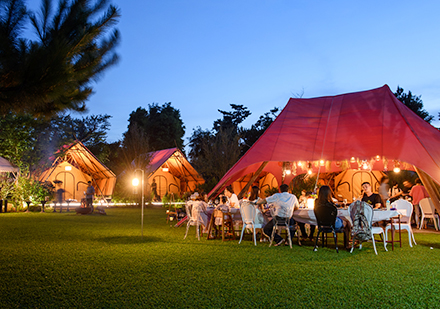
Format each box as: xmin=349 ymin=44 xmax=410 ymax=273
xmin=98 ymin=235 xmax=162 ymax=244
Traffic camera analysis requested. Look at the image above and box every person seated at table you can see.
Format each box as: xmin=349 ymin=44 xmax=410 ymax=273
xmin=315 ymin=185 xmax=351 ymax=249
xmin=224 ymin=185 xmax=239 ymax=208
xmin=214 ymin=196 xmax=230 ymax=225
xmin=361 ymin=182 xmax=382 ymax=209
xmin=249 ymin=186 xmax=266 ymax=227
xmin=256 ymin=184 xmax=298 ymax=246
xmin=192 ymin=195 xmax=209 ymax=233
xmin=298 ymin=190 xmax=307 ymax=205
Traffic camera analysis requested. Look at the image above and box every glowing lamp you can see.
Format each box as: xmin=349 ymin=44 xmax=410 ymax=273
xmin=162 ymin=166 xmax=169 ymax=172
xmin=65 ymin=166 xmax=72 ymax=171
xmin=132 ymin=178 xmax=139 ymax=187
xmin=285 ymin=169 xmax=291 ymax=175
xmin=350 ymin=157 xmax=356 ymax=163
xmin=307 ymin=198 xmax=315 ymax=209
xmin=297 ymin=161 xmax=302 ymax=167
xmin=319 ymin=160 xmax=325 ymax=166
xmin=308 ymin=170 xmax=312 ymax=175
xmin=393 ymin=167 xmax=401 ymax=173
xmin=376 ymin=155 xmax=381 ymax=161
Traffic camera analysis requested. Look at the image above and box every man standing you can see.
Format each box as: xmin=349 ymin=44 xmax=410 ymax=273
xmin=256 ymin=184 xmax=298 ymax=246
xmin=361 ymin=182 xmax=382 ymax=209
xmin=86 ymin=181 xmax=95 ymax=212
xmin=409 ymin=178 xmax=429 ymax=226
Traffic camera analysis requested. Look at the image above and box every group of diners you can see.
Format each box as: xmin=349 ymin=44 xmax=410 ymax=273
xmin=186 ymin=176 xmax=431 ymax=246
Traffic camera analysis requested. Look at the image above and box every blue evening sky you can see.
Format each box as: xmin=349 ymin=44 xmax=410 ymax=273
xmin=26 ymin=0 xmax=440 ymax=144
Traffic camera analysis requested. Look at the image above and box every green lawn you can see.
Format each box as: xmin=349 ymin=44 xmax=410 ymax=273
xmin=0 ymin=207 xmax=439 ymax=308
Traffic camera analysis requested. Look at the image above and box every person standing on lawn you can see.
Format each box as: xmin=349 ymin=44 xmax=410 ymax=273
xmin=86 ymin=181 xmax=95 ymax=212
xmin=256 ymin=184 xmax=298 ymax=246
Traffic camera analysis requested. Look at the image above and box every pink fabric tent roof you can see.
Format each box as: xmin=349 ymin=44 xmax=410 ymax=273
xmin=209 ymin=85 xmax=440 ymax=196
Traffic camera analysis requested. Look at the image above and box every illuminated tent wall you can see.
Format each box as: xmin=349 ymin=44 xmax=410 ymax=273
xmin=40 ymin=142 xmax=116 ymax=201
xmin=227 ymin=172 xmax=278 ymax=198
xmin=335 ymin=170 xmax=385 ymax=202
xmin=140 ymin=148 xmax=205 ymax=197
xmin=209 ymin=85 xmax=440 ymax=212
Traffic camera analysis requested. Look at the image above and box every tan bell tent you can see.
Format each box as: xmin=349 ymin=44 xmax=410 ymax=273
xmin=334 ymin=170 xmax=385 ymax=202
xmin=39 ymin=141 xmax=116 ymax=202
xmin=137 ymin=148 xmax=205 ymax=198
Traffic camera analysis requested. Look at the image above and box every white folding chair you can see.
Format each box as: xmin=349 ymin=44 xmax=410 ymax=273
xmin=238 ymin=201 xmax=264 ymax=246
xmin=419 ymin=198 xmax=439 ymax=231
xmin=183 ymin=202 xmax=201 ymax=240
xmin=349 ymin=201 xmax=387 ymax=255
xmin=385 ymin=199 xmax=417 ymax=247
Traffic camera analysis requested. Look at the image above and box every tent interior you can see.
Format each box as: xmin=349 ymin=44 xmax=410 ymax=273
xmin=142 ymin=148 xmax=205 ymax=198
xmin=209 ymin=85 xmax=440 ymax=212
xmin=0 ymin=156 xmax=18 ymax=175
xmin=39 ymin=142 xmax=116 ymax=202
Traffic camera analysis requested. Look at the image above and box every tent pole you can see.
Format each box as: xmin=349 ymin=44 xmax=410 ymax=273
xmin=414 ymin=166 xmax=440 ymax=213
xmin=237 ymin=161 xmax=268 ymax=199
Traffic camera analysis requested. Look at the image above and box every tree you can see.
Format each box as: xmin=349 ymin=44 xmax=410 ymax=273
xmin=239 ymin=107 xmax=279 ymax=154
xmin=394 ymin=86 xmax=433 ymax=123
xmin=213 ymin=104 xmax=251 ymax=133
xmin=0 ymin=0 xmax=120 ymax=117
xmin=123 ymin=103 xmax=185 ymax=152
xmin=0 ymin=113 xmax=112 ymax=173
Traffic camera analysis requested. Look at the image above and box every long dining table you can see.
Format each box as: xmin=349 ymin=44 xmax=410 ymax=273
xmin=293 ymin=208 xmax=406 ymax=250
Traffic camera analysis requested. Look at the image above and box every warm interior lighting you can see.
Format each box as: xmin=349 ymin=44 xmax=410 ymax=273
xmin=350 ymin=157 xmax=356 ymax=163
xmin=285 ymin=169 xmax=291 ymax=175
xmin=308 ymin=170 xmax=312 ymax=175
xmin=393 ymin=167 xmax=401 ymax=173
xmin=362 ymin=163 xmax=369 ymax=170
xmin=376 ymin=155 xmax=380 ymax=161
xmin=162 ymin=166 xmax=169 ymax=172
xmin=132 ymin=178 xmax=139 ymax=186
xmin=319 ymin=160 xmax=325 ymax=166
xmin=297 ymin=161 xmax=302 ymax=166
xmin=65 ymin=166 xmax=72 ymax=171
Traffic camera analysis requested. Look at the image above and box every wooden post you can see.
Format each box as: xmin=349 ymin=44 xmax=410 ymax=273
xmin=237 ymin=161 xmax=268 ymax=199
xmin=414 ymin=166 xmax=440 ymax=213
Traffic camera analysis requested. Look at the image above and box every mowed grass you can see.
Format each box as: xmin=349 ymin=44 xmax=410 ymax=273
xmin=0 ymin=207 xmax=439 ymax=308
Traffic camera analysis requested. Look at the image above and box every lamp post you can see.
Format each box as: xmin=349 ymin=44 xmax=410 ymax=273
xmin=132 ymin=169 xmax=145 ymax=237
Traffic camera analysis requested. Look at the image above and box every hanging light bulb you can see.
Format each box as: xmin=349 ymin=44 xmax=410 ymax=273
xmin=319 ymin=160 xmax=325 ymax=166
xmin=362 ymin=160 xmax=369 ymax=170
xmin=162 ymin=165 xmax=169 ymax=172
xmin=376 ymin=155 xmax=381 ymax=161
xmin=393 ymin=161 xmax=401 ymax=173
xmin=350 ymin=157 xmax=356 ymax=163
xmin=297 ymin=161 xmax=302 ymax=167
xmin=285 ymin=169 xmax=291 ymax=175
xmin=308 ymin=169 xmax=312 ymax=175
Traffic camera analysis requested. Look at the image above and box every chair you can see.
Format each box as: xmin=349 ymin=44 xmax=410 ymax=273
xmin=385 ymin=199 xmax=417 ymax=247
xmin=419 ymin=198 xmax=439 ymax=231
xmin=349 ymin=201 xmax=387 ymax=255
xmin=268 ymin=207 xmax=300 ymax=248
xmin=183 ymin=202 xmax=202 ymax=240
xmin=166 ymin=201 xmax=178 ymax=224
xmin=210 ymin=206 xmax=235 ymax=241
xmin=238 ymin=201 xmax=264 ymax=246
xmin=313 ymin=204 xmax=345 ymax=253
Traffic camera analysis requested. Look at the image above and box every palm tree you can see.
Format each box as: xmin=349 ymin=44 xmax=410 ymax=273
xmin=0 ymin=0 xmax=120 ymax=117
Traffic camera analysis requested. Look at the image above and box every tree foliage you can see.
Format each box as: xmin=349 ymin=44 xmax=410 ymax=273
xmin=394 ymin=86 xmax=433 ymax=123
xmin=0 ymin=113 xmax=112 ymax=173
xmin=188 ymin=104 xmax=279 ymax=192
xmin=0 ymin=0 xmax=120 ymax=117
xmin=123 ymin=103 xmax=185 ymax=152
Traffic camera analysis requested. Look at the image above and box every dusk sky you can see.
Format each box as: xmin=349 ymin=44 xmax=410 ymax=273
xmin=28 ymin=0 xmax=440 ymax=144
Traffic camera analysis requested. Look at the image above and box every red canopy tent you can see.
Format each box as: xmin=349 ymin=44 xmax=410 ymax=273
xmin=209 ymin=85 xmax=440 ymax=211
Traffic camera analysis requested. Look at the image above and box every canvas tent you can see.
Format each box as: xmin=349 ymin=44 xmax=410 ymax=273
xmin=0 ymin=156 xmax=18 ymax=173
xmin=39 ymin=141 xmax=116 ymax=202
xmin=334 ymin=170 xmax=385 ymax=202
xmin=139 ymin=148 xmax=205 ymax=198
xmin=209 ymin=85 xmax=440 ymax=212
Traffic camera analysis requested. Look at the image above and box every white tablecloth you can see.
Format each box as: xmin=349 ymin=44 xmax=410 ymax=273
xmin=293 ymin=209 xmax=406 ymax=225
